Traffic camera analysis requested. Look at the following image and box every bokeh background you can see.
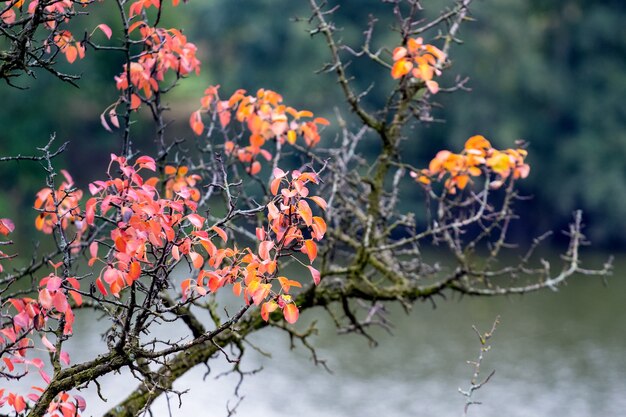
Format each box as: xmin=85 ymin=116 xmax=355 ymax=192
xmin=1 ymin=0 xmax=626 ymax=249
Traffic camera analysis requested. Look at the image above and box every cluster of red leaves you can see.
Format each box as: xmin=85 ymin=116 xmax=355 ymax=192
xmin=53 ymin=30 xmax=85 ymax=64
xmin=99 ymin=0 xmax=198 ymax=129
xmin=0 ymin=0 xmax=79 ymax=26
xmin=0 ymin=0 xmax=109 ymax=64
xmin=391 ymin=37 xmax=446 ymax=94
xmin=0 ymin=218 xmax=14 ymax=273
xmin=190 ymin=86 xmax=330 ymax=175
xmin=0 ymin=251 xmax=85 ymax=415
xmin=85 ymin=154 xmax=198 ymax=297
xmin=128 ymin=0 xmax=181 ymax=17
xmin=112 ymin=25 xmax=200 ymax=112
xmin=411 ymin=135 xmax=530 ymax=193
xmin=182 ymin=168 xmax=327 ymax=324
xmin=83 ymin=154 xmax=323 ymax=325
xmin=34 ymin=170 xmax=86 ymax=252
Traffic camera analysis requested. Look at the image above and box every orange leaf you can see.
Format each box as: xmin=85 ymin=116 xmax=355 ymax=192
xmin=452 ymin=175 xmax=468 ymax=190
xmin=308 ymin=196 xmax=327 ymax=211
xmin=392 ymin=46 xmax=407 ymax=61
xmin=391 ymin=59 xmax=413 ymax=79
xmin=189 ymin=110 xmax=204 ymax=136
xmin=190 ymin=252 xmax=204 ymax=269
xmin=302 ymin=240 xmax=317 ymax=263
xmin=425 ymin=80 xmax=439 ymax=94
xmin=297 ymin=200 xmax=313 ymax=226
xmin=69 ymin=290 xmax=83 ymax=306
xmin=217 ymin=101 xmax=231 ymax=127
xmin=270 ymin=177 xmax=282 ymax=196
xmin=130 ymin=94 xmax=141 ymax=110
xmin=65 ymin=46 xmax=78 ymax=64
xmin=14 ymin=395 xmax=26 ymax=413
xmin=311 ymin=216 xmax=327 ymax=240
xmin=465 ymin=135 xmax=491 ymax=151
xmin=283 ymin=303 xmax=299 ymax=324
xmin=249 ymin=161 xmax=261 ymax=175
xmin=261 ymin=300 xmax=279 ymax=321
xmin=212 ymin=225 xmax=228 ymax=242
xmin=181 ymin=278 xmax=191 ymax=299
xmin=128 ymin=261 xmax=141 ymax=282
xmin=233 ymin=282 xmax=242 ymax=297
xmin=0 ymin=218 xmax=14 ymax=235
xmin=314 ymin=117 xmax=330 ymax=126
xmin=278 ymin=276 xmax=302 ymax=293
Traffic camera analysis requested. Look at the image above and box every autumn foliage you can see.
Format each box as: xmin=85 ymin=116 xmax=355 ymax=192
xmin=0 ymin=0 xmax=577 ymax=416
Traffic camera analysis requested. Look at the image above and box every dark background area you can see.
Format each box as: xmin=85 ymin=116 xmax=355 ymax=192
xmin=1 ymin=0 xmax=625 ymax=250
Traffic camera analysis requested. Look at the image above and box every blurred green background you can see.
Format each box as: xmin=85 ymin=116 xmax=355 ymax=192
xmin=1 ymin=0 xmax=625 ymax=249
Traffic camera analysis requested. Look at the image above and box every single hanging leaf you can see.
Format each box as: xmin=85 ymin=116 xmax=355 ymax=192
xmin=283 ymin=303 xmax=299 ymax=324
xmin=97 ymin=23 xmax=112 ymax=39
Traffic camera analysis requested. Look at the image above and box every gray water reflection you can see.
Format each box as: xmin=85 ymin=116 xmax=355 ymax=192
xmin=7 ymin=254 xmax=626 ymax=416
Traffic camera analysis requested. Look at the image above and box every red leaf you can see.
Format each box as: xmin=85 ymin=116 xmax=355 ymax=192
xmin=217 ymin=101 xmax=231 ymax=127
xmin=109 ymin=109 xmax=120 ymax=128
xmin=307 ymin=266 xmax=321 ymax=285
xmin=39 ymin=289 xmax=53 ymax=309
xmin=39 ymin=369 xmax=51 ymax=384
xmin=53 ymin=292 xmax=69 ymax=313
xmin=60 ymin=350 xmax=70 ymax=365
xmin=189 ymin=110 xmax=204 ymax=135
xmin=0 ymin=218 xmax=14 ymax=235
xmin=69 ymin=290 xmax=83 ymax=306
xmin=42 ymin=335 xmax=56 ymax=352
xmin=187 ymin=213 xmax=205 ymax=228
xmin=136 ymin=156 xmax=156 ymax=171
xmin=96 ymin=277 xmax=108 ymax=296
xmin=97 ymin=23 xmax=112 ymax=39
xmin=89 ymin=241 xmax=98 ymax=260
xmin=74 ymin=395 xmax=87 ymax=412
xmin=66 ymin=277 xmax=80 ymax=290
xmin=14 ymin=395 xmax=26 ymax=413
xmin=130 ymin=93 xmax=141 ymax=110
xmin=46 ymin=276 xmax=62 ymax=291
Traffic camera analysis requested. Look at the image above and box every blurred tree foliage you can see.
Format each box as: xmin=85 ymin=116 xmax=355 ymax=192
xmin=1 ymin=0 xmax=625 ymax=247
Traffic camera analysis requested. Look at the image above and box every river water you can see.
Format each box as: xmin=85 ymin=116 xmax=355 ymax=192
xmin=6 ymin=252 xmax=625 ymax=417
